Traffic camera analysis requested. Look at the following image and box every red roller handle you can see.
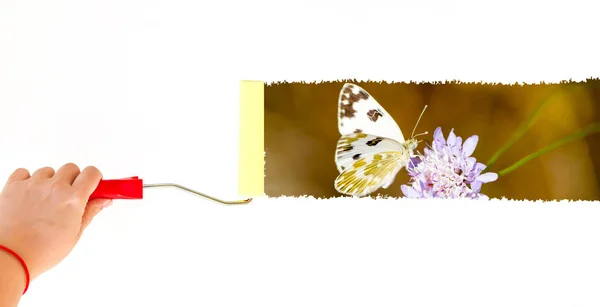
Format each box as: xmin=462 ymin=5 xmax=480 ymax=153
xmin=89 ymin=176 xmax=144 ymax=200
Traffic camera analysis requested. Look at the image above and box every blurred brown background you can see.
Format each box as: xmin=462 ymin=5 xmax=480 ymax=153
xmin=264 ymin=80 xmax=600 ymax=201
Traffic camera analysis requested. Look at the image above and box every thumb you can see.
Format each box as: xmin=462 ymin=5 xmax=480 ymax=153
xmin=79 ymin=199 xmax=112 ymax=235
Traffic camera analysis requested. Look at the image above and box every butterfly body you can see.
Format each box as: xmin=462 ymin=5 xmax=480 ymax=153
xmin=334 ymin=83 xmax=420 ymax=197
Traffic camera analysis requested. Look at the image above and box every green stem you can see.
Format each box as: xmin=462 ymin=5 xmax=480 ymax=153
xmin=486 ymin=90 xmax=558 ymax=169
xmin=497 ymin=120 xmax=600 ymax=177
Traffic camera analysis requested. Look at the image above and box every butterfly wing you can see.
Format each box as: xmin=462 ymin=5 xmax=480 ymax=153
xmin=334 ymin=133 xmax=411 ymax=196
xmin=337 ymin=83 xmax=405 ymax=143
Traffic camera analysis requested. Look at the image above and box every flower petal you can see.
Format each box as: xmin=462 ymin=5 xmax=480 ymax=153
xmin=476 ymin=172 xmax=498 ymax=183
xmin=447 ymin=129 xmax=457 ymax=145
xmin=410 ymin=157 xmax=423 ymax=173
xmin=462 ymin=135 xmax=479 ymax=157
xmin=433 ymin=127 xmax=445 ymax=146
xmin=474 ymin=163 xmax=487 ymax=175
xmin=401 ymin=185 xmax=421 ymax=198
xmin=471 ymin=180 xmax=483 ymax=192
xmin=454 ymin=136 xmax=463 ymax=148
xmin=451 ymin=144 xmax=462 ymax=157
xmin=466 ymin=157 xmax=476 ymax=171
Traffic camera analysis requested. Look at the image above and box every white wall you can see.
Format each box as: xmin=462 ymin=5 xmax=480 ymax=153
xmin=1 ymin=0 xmax=599 ymax=306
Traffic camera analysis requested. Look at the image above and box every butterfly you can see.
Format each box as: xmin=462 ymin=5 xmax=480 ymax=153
xmin=334 ymin=83 xmax=428 ymax=197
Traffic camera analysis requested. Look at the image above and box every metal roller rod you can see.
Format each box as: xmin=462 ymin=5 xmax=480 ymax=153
xmin=143 ymin=183 xmax=252 ymax=205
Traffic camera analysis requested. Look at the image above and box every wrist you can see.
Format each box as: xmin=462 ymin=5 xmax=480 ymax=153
xmin=0 ymin=246 xmax=28 ymax=306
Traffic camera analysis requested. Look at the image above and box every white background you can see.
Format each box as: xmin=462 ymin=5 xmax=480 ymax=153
xmin=1 ymin=0 xmax=600 ymax=306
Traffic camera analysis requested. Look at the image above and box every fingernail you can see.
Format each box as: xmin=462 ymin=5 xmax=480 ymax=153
xmin=103 ymin=200 xmax=113 ymax=208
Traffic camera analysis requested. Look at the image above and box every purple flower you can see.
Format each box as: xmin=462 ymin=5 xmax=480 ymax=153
xmin=401 ymin=127 xmax=498 ymax=200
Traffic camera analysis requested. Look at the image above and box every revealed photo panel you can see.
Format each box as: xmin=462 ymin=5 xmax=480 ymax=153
xmin=264 ymin=80 xmax=600 ymax=201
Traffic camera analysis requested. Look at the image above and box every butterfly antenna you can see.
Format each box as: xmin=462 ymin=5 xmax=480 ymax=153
xmin=410 ymin=105 xmax=428 ymax=139
xmin=413 ymin=131 xmax=429 ymax=139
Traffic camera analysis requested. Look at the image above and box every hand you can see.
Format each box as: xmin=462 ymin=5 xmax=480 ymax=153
xmin=0 ymin=163 xmax=112 ymax=282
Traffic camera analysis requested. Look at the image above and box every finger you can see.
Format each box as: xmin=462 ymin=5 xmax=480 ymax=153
xmin=78 ymin=199 xmax=112 ymax=238
xmin=72 ymin=166 xmax=103 ymax=198
xmin=31 ymin=166 xmax=55 ymax=180
xmin=53 ymin=163 xmax=81 ymax=185
xmin=5 ymin=168 xmax=30 ymax=184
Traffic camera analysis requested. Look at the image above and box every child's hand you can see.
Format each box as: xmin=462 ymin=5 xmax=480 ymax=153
xmin=0 ymin=163 xmax=112 ymax=280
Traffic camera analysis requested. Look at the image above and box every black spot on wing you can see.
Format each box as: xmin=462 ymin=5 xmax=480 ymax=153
xmin=339 ymin=144 xmax=353 ymax=152
xmin=340 ymin=104 xmax=357 ymax=119
xmin=366 ymin=138 xmax=383 ymax=146
xmin=343 ymin=85 xmax=354 ymax=94
xmin=366 ymin=109 xmax=384 ymax=122
xmin=357 ymin=90 xmax=369 ymax=100
xmin=339 ymin=86 xmax=370 ymax=119
xmin=353 ymin=154 xmax=361 ymax=160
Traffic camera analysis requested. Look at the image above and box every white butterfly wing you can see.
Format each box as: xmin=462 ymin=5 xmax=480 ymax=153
xmin=334 ymin=133 xmax=411 ymax=196
xmin=337 ymin=83 xmax=405 ymax=143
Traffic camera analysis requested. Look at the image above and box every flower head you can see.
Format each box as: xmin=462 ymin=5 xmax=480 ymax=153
xmin=401 ymin=127 xmax=498 ymax=199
